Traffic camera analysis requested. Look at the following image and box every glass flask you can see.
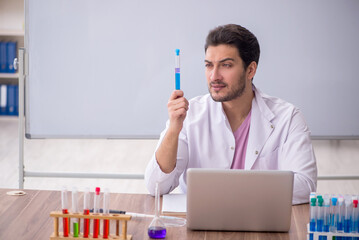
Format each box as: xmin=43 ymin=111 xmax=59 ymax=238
xmin=148 ymin=182 xmax=167 ymax=239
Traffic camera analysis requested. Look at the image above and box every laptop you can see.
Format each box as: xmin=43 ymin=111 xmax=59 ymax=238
xmin=186 ymin=168 xmax=294 ymax=232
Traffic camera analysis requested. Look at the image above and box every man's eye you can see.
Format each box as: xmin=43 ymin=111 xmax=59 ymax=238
xmin=223 ymin=63 xmax=232 ymax=68
xmin=205 ymin=63 xmax=212 ymax=68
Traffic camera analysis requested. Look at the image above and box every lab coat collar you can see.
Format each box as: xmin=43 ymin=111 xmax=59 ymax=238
xmin=252 ymin=84 xmax=275 ymax=122
xmin=245 ymin=84 xmax=275 ymax=169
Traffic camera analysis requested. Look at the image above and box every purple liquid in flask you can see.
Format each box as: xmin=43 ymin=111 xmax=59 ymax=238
xmin=148 ymin=226 xmax=167 ymax=239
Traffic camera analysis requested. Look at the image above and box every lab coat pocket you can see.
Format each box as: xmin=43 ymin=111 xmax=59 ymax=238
xmin=252 ymin=147 xmax=279 ymax=170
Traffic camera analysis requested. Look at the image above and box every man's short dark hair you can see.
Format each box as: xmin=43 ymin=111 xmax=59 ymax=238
xmin=205 ymin=24 xmax=260 ymax=70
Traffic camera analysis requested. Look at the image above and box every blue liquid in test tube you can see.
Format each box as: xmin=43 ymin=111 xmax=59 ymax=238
xmin=330 ymin=197 xmax=338 ymax=233
xmin=344 ymin=196 xmax=352 ymax=240
xmin=338 ymin=196 xmax=345 ymax=240
xmin=175 ymin=49 xmax=180 ymax=90
xmin=317 ymin=196 xmax=324 ymax=240
xmin=310 ymin=197 xmax=317 ymax=240
xmin=323 ymin=195 xmax=330 ymax=240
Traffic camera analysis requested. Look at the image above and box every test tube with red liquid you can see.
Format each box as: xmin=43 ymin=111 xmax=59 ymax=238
xmin=103 ymin=188 xmax=110 ymax=239
xmin=61 ymin=187 xmax=69 ymax=237
xmin=83 ymin=188 xmax=90 ymax=238
xmin=93 ymin=187 xmax=101 ymax=238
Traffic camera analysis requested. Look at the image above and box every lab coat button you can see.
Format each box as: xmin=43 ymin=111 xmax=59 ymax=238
xmin=255 ymin=150 xmax=259 ymax=155
xmin=271 ymin=125 xmax=274 ymax=129
xmin=230 ymin=146 xmax=234 ymax=150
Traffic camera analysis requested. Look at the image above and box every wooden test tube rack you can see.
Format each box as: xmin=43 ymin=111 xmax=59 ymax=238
xmin=50 ymin=211 xmax=132 ymax=240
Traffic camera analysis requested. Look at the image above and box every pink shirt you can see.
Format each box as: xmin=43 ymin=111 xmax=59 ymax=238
xmin=230 ymin=111 xmax=251 ymax=169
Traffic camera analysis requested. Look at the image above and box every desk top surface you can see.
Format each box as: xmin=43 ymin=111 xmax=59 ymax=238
xmin=0 ymin=189 xmax=309 ymax=240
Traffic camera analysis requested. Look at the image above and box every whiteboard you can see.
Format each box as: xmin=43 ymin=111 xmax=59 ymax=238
xmin=25 ymin=0 xmax=359 ymax=139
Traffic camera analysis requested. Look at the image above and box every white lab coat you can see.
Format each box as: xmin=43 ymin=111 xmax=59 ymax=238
xmin=145 ymin=85 xmax=317 ymax=205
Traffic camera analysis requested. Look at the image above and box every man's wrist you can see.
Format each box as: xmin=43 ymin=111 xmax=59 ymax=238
xmin=167 ymin=125 xmax=182 ymax=137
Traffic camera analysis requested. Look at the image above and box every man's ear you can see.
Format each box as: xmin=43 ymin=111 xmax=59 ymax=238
xmin=247 ymin=61 xmax=257 ymax=81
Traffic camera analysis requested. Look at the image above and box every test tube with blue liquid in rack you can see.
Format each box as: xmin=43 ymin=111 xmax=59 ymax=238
xmin=310 ymin=197 xmax=317 ymax=240
xmin=323 ymin=195 xmax=330 ymax=240
xmin=317 ymin=196 xmax=324 ymax=239
xmin=330 ymin=197 xmax=338 ymax=233
xmin=175 ymin=49 xmax=180 ymax=90
xmin=344 ymin=195 xmax=352 ymax=238
xmin=338 ymin=196 xmax=345 ymax=238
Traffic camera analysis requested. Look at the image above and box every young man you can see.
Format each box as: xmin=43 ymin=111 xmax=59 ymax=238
xmin=145 ymin=24 xmax=317 ymax=204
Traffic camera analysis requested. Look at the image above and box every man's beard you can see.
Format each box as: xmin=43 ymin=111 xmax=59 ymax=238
xmin=209 ymin=74 xmax=246 ymax=102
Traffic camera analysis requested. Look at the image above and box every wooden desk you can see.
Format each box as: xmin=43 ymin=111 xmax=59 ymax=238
xmin=0 ymin=189 xmax=309 ymax=239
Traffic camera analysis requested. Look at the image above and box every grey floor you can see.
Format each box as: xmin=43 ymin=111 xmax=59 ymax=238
xmin=0 ymin=116 xmax=358 ymax=195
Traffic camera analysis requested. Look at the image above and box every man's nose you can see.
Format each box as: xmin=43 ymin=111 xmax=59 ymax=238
xmin=210 ymin=67 xmax=222 ymax=81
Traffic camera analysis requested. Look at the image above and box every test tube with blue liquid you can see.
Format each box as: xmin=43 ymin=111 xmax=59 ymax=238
xmin=344 ymin=196 xmax=352 ymax=240
xmin=338 ymin=196 xmax=345 ymax=240
xmin=175 ymin=49 xmax=180 ymax=90
xmin=330 ymin=197 xmax=338 ymax=233
xmin=317 ymin=196 xmax=324 ymax=239
xmin=323 ymin=195 xmax=330 ymax=240
xmin=342 ymin=195 xmax=352 ymax=240
xmin=310 ymin=196 xmax=317 ymax=240
xmin=148 ymin=182 xmax=166 ymax=239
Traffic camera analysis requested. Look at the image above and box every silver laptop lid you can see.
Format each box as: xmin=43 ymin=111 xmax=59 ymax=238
xmin=186 ymin=169 xmax=294 ymax=232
